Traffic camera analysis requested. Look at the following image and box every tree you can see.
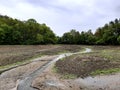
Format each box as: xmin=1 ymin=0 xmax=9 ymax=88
xmin=35 ymin=34 xmax=44 ymax=44
xmin=60 ymin=29 xmax=81 ymax=44
xmin=0 ymin=28 xmax=5 ymax=44
xmin=0 ymin=15 xmax=57 ymax=45
xmin=117 ymin=36 xmax=120 ymax=44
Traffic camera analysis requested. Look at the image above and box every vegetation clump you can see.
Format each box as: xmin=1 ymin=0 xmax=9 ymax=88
xmin=0 ymin=15 xmax=57 ymax=45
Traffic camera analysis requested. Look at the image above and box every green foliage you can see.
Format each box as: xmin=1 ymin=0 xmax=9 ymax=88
xmin=117 ymin=36 xmax=120 ymax=44
xmin=91 ymin=68 xmax=120 ymax=76
xmin=0 ymin=14 xmax=120 ymax=45
xmin=60 ymin=29 xmax=96 ymax=45
xmin=94 ymin=19 xmax=120 ymax=45
xmin=60 ymin=29 xmax=81 ymax=44
xmin=0 ymin=15 xmax=57 ymax=45
xmin=62 ymin=73 xmax=77 ymax=79
xmin=0 ymin=28 xmax=5 ymax=43
xmin=36 ymin=34 xmax=44 ymax=44
xmin=60 ymin=18 xmax=120 ymax=45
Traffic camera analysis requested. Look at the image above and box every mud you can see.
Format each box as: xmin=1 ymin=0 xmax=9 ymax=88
xmin=55 ymin=55 xmax=119 ymax=77
xmin=1 ymin=47 xmax=120 ymax=90
xmin=32 ymin=63 xmax=120 ymax=90
xmin=74 ymin=73 xmax=120 ymax=90
xmin=32 ymin=48 xmax=120 ymax=90
xmin=0 ymin=55 xmax=57 ymax=90
xmin=16 ymin=48 xmax=91 ymax=90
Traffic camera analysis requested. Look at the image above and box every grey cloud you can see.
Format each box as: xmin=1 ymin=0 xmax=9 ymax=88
xmin=0 ymin=0 xmax=120 ymax=36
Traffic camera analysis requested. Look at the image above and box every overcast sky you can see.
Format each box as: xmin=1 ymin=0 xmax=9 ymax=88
xmin=0 ymin=0 xmax=120 ymax=36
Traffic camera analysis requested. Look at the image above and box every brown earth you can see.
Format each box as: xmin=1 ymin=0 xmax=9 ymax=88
xmin=55 ymin=55 xmax=120 ymax=77
xmin=0 ymin=45 xmax=82 ymax=90
xmin=32 ymin=64 xmax=83 ymax=90
xmin=0 ymin=55 xmax=57 ymax=90
xmin=1 ymin=45 xmax=120 ymax=90
xmin=0 ymin=45 xmax=58 ymax=66
xmin=32 ymin=62 xmax=120 ymax=90
xmin=0 ymin=45 xmax=82 ymax=66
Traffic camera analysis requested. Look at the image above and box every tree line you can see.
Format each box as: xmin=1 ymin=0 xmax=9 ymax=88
xmin=0 ymin=14 xmax=120 ymax=45
xmin=59 ymin=19 xmax=120 ymax=45
xmin=0 ymin=15 xmax=57 ymax=44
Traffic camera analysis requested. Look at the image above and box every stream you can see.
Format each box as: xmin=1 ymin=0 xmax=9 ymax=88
xmin=17 ymin=48 xmax=92 ymax=90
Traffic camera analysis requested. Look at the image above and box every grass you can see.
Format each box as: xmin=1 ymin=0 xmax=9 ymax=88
xmin=92 ymin=47 xmax=120 ymax=75
xmin=90 ymin=46 xmax=120 ymax=75
xmin=91 ymin=68 xmax=120 ymax=76
xmin=0 ymin=45 xmax=57 ymax=66
xmin=55 ymin=46 xmax=120 ymax=78
xmin=62 ymin=73 xmax=77 ymax=79
xmin=0 ymin=53 xmax=43 ymax=67
xmin=0 ymin=45 xmax=83 ymax=74
xmin=1 ymin=45 xmax=120 ymax=77
xmin=52 ymin=65 xmax=59 ymax=73
xmin=0 ymin=54 xmax=43 ymax=74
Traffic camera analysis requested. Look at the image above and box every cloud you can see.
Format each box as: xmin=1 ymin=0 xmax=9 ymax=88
xmin=0 ymin=0 xmax=120 ymax=36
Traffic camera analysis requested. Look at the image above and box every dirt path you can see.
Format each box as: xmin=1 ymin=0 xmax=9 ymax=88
xmin=0 ymin=48 xmax=91 ymax=90
xmin=17 ymin=54 xmax=72 ymax=90
xmin=16 ymin=48 xmax=91 ymax=90
xmin=32 ymin=68 xmax=120 ymax=90
xmin=31 ymin=48 xmax=120 ymax=90
xmin=32 ymin=67 xmax=120 ymax=90
xmin=1 ymin=47 xmax=119 ymax=90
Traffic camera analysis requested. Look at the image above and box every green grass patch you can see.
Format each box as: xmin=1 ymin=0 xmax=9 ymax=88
xmin=62 ymin=73 xmax=77 ymax=79
xmin=57 ymin=50 xmax=70 ymax=54
xmin=91 ymin=68 xmax=120 ymax=76
xmin=52 ymin=65 xmax=59 ymax=73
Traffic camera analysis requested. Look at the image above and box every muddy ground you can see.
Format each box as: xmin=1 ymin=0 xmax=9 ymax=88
xmin=32 ymin=63 xmax=120 ymax=90
xmin=0 ymin=55 xmax=57 ymax=90
xmin=32 ymin=46 xmax=120 ymax=90
xmin=55 ymin=55 xmax=120 ymax=77
xmin=0 ymin=45 xmax=120 ymax=90
xmin=0 ymin=45 xmax=82 ymax=90
xmin=55 ymin=46 xmax=120 ymax=78
xmin=0 ymin=45 xmax=82 ymax=66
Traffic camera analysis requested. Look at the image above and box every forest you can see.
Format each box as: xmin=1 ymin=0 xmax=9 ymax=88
xmin=0 ymin=15 xmax=57 ymax=45
xmin=0 ymin=14 xmax=120 ymax=45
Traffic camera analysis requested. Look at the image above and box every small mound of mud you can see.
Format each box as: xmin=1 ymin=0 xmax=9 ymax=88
xmin=55 ymin=55 xmax=119 ymax=78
